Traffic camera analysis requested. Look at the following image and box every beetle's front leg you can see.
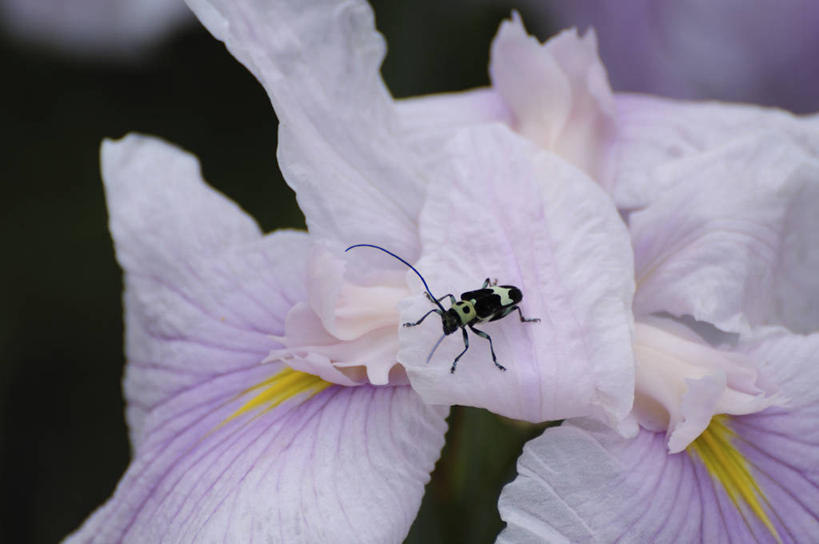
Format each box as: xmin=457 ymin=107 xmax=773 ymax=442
xmin=403 ymin=308 xmax=443 ymax=327
xmin=450 ymin=328 xmax=470 ymax=373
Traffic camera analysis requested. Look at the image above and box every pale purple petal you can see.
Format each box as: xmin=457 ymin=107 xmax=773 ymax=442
xmin=499 ymin=417 xmax=816 ymax=543
xmin=185 ymin=0 xmax=426 ymax=257
xmin=729 ymin=328 xmax=819 ymax=540
xmin=737 ymin=326 xmax=819 ymax=424
xmin=611 ymin=95 xmax=819 ymax=210
xmin=395 ymin=89 xmax=513 ymax=178
xmin=628 ymin=131 xmax=819 ymax=333
xmin=499 ymin=328 xmax=819 ymax=542
xmin=65 ymin=364 xmax=448 ymax=544
xmin=398 ymin=125 xmax=635 ymax=424
xmin=103 ymin=134 xmax=310 ymax=446
xmin=489 ymin=13 xmax=617 ymax=180
xmin=396 ymin=89 xmax=512 ymax=139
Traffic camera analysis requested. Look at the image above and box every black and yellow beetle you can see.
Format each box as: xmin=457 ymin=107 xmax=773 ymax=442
xmin=346 ymin=244 xmax=540 ymax=373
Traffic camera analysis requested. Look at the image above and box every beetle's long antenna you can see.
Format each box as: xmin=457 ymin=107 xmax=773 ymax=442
xmin=346 ymin=244 xmax=446 ymax=312
xmin=425 ymin=333 xmax=448 ymax=365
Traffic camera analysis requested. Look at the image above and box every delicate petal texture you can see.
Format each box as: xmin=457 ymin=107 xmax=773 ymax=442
xmin=65 ymin=363 xmax=448 ymax=544
xmin=395 ymin=89 xmax=513 ymax=178
xmin=185 ymin=0 xmax=426 ymax=258
xmin=396 ymin=89 xmax=513 ymax=141
xmin=628 ymin=131 xmax=819 ymax=333
xmin=399 ymin=125 xmax=635 ymax=424
xmin=102 ymin=134 xmax=310 ymax=447
xmin=489 ymin=14 xmax=617 ymax=180
xmin=0 ymin=0 xmax=191 ymax=58
xmin=498 ymin=330 xmax=819 ymax=543
xmin=611 ymin=95 xmax=819 ymax=210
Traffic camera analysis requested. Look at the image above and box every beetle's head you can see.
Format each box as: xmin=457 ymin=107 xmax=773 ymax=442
xmin=442 ymin=309 xmax=460 ymax=335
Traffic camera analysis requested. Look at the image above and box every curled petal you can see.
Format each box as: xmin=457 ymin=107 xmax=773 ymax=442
xmin=268 ymin=246 xmax=410 ymax=387
xmin=186 ymin=0 xmax=426 ymax=257
xmin=629 ymin=131 xmax=819 ymax=333
xmin=65 ymin=365 xmax=448 ymax=544
xmin=489 ymin=13 xmax=617 ymax=180
xmin=102 ymin=134 xmax=309 ymax=447
xmin=399 ymin=125 xmax=635 ymax=424
xmin=633 ymin=318 xmax=779 ymax=453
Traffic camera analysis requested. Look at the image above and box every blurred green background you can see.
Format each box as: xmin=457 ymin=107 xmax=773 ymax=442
xmin=0 ymin=2 xmax=553 ymax=542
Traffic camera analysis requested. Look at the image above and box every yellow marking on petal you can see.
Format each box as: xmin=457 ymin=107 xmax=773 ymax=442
xmin=687 ymin=415 xmax=782 ymax=543
xmin=217 ymin=367 xmax=333 ymax=430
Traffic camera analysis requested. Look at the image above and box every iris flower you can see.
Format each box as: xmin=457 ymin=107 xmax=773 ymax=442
xmin=66 ymin=2 xmax=639 ymax=542
xmin=489 ymin=18 xmax=819 ymax=543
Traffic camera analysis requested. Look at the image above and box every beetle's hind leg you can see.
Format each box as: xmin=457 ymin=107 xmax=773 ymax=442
xmin=403 ymin=308 xmax=443 ymax=327
xmin=514 ymin=306 xmax=540 ymax=323
xmin=450 ymin=328 xmax=470 ymax=373
xmin=468 ymin=325 xmax=506 ymax=371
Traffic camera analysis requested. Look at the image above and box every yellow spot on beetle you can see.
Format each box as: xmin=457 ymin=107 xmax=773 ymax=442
xmin=687 ymin=415 xmax=781 ymax=543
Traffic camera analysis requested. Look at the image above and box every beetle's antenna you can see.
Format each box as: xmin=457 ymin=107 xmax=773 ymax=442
xmin=345 ymin=244 xmax=446 ymax=312
xmin=425 ymin=333 xmax=447 ymax=365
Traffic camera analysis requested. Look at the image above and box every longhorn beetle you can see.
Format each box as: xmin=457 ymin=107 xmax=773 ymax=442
xmin=345 ymin=244 xmax=540 ymax=373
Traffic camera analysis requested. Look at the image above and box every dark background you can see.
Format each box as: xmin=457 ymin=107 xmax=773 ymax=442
xmin=2 ymin=1 xmax=817 ymax=543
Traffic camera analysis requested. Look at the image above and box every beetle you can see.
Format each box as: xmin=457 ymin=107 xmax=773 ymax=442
xmin=346 ymin=244 xmax=540 ymax=373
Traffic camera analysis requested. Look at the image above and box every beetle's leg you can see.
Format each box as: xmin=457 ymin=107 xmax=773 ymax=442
xmin=426 ymin=292 xmax=456 ymax=305
xmin=481 ymin=278 xmax=499 ymax=288
xmin=403 ymin=308 xmax=443 ymax=327
xmin=450 ymin=328 xmax=470 ymax=373
xmin=469 ymin=325 xmax=506 ymax=371
xmin=514 ymin=306 xmax=541 ymax=323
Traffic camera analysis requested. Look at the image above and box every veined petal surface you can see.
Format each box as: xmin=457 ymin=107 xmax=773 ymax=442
xmin=65 ymin=364 xmax=448 ymax=544
xmin=102 ymin=134 xmax=309 ymax=448
xmin=87 ymin=134 xmax=450 ymax=544
xmin=628 ymin=132 xmax=819 ymax=333
xmin=185 ymin=0 xmax=427 ymax=258
xmin=498 ymin=328 xmax=819 ymax=543
xmin=399 ymin=125 xmax=635 ymax=424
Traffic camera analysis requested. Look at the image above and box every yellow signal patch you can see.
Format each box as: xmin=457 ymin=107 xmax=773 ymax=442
xmin=687 ymin=415 xmax=781 ymax=543
xmin=222 ymin=367 xmax=333 ymax=427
